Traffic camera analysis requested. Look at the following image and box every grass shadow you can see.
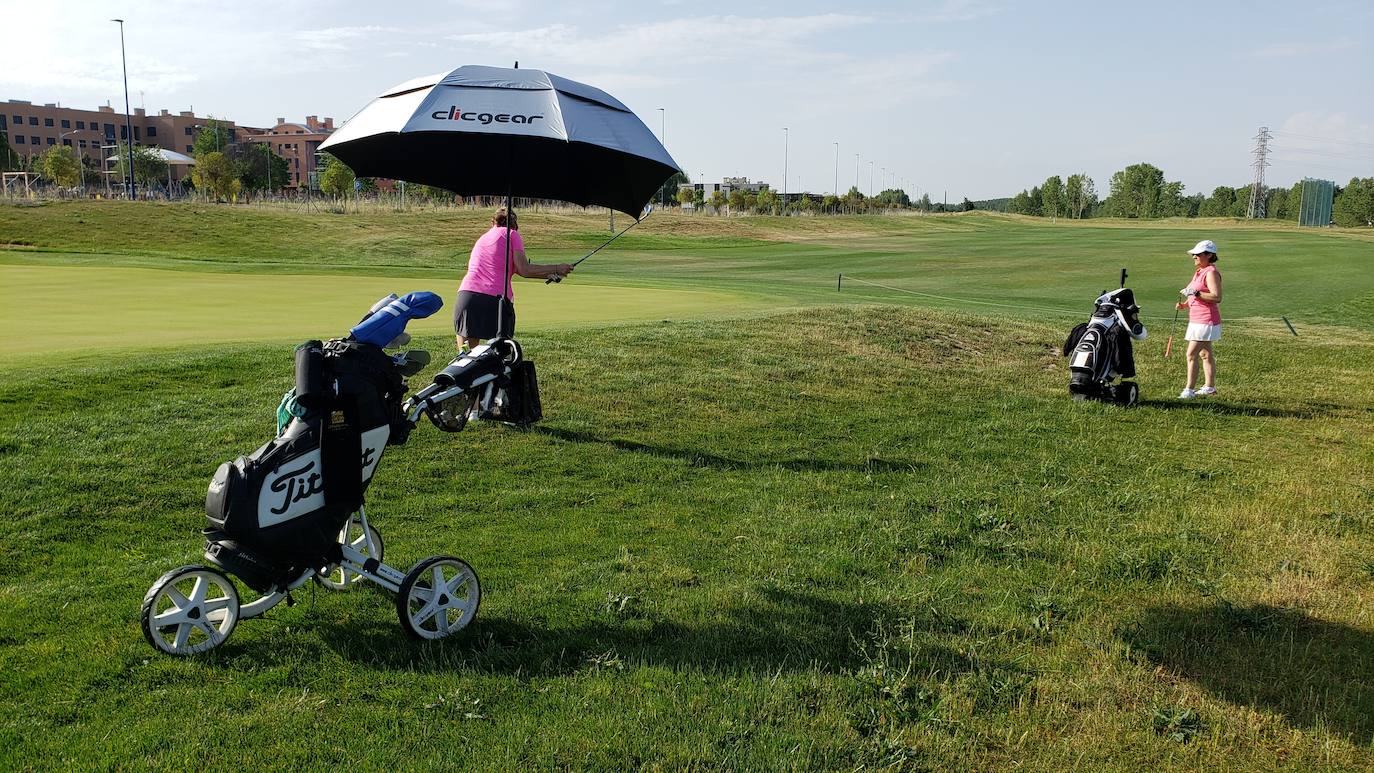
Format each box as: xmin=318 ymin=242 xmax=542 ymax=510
xmin=1135 ymin=399 xmax=1351 ymax=418
xmin=534 ymin=426 xmax=925 ymax=474
xmin=310 ymin=586 xmax=953 ymax=676
xmin=1121 ymin=602 xmax=1374 ymax=743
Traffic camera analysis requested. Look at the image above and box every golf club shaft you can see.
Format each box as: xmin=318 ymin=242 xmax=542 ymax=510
xmin=1164 ymin=307 xmax=1180 ymax=358
xmin=547 ymin=210 xmax=653 ymax=284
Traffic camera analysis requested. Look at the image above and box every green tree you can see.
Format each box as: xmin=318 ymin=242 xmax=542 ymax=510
xmin=822 ymin=194 xmax=839 ymax=213
xmin=1103 ymin=163 xmax=1175 ymax=218
xmin=191 ymin=151 xmax=241 ymax=201
xmin=726 ymin=187 xmax=746 ymax=215
xmin=676 ymin=186 xmax=694 ymax=208
xmin=1332 ymin=177 xmax=1374 ymax=227
xmin=39 ymin=146 xmax=81 ymax=187
xmin=192 ymin=119 xmax=232 ymax=157
xmin=1265 ymin=186 xmax=1289 ymax=219
xmin=115 ymin=145 xmax=169 ymax=190
xmin=1157 ymin=181 xmax=1187 ymax=218
xmin=692 ymin=187 xmax=705 ymax=211
xmin=917 ymin=193 xmax=932 ymax=212
xmin=1199 ymin=186 xmax=1236 ymax=217
xmin=0 ymin=131 xmax=18 ymax=171
xmin=1064 ymin=174 xmax=1085 ymax=218
xmin=961 ymin=197 xmax=974 ymax=212
xmin=755 ymin=188 xmax=780 ymax=214
xmin=1287 ymin=181 xmax=1304 ymax=222
xmin=231 ymin=143 xmax=289 ymax=192
xmin=709 ymin=189 xmax=726 ymax=212
xmin=655 ymin=171 xmax=689 ymax=208
xmin=1041 ymin=175 xmax=1064 ymax=218
xmin=1009 ymin=190 xmax=1032 ymax=215
xmin=318 ymin=154 xmax=356 ymax=199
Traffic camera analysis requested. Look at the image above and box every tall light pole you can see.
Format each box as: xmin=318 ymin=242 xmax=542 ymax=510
xmin=832 ymin=142 xmax=839 ymax=197
xmin=854 ymin=154 xmax=860 ymax=193
xmin=112 ymin=19 xmax=135 ymax=199
xmin=782 ymin=127 xmax=788 ymax=216
xmin=868 ymin=162 xmax=874 ymax=197
xmin=657 ymin=108 xmax=666 ymax=206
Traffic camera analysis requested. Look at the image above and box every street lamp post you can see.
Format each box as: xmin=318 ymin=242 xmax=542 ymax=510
xmin=869 ymin=162 xmax=874 ymax=198
xmin=112 ymin=19 xmax=136 ymax=199
xmin=832 ymin=142 xmax=839 ymax=199
xmin=782 ymin=127 xmax=788 ymax=216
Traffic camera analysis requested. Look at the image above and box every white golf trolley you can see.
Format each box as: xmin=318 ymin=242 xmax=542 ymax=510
xmin=140 ymin=331 xmax=540 ymax=657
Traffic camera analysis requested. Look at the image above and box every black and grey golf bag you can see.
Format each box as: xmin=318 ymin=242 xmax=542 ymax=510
xmin=202 ymin=338 xmax=415 ymax=591
xmin=1063 ymin=287 xmax=1147 ymax=406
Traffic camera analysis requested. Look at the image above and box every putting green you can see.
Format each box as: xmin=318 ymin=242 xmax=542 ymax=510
xmin=0 ymin=264 xmax=753 ymax=357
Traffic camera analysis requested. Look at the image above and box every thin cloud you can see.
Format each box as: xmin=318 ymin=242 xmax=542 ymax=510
xmin=1253 ymin=36 xmax=1359 ymax=58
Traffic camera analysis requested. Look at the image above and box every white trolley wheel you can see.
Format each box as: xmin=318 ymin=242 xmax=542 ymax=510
xmin=317 ymin=517 xmax=385 ymax=591
xmin=141 ymin=565 xmax=240 ymax=656
xmin=396 ymin=556 xmax=481 ymax=640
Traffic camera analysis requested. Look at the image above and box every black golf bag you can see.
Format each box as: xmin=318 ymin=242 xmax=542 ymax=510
xmin=202 ymin=339 xmax=414 ymax=591
xmin=1063 ymin=287 xmax=1147 ymax=406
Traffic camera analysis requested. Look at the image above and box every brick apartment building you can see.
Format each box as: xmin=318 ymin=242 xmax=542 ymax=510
xmin=1 ymin=99 xmax=334 ymax=189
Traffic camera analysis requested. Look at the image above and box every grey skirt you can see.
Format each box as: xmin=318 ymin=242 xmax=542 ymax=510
xmin=453 ymin=290 xmax=515 ymax=339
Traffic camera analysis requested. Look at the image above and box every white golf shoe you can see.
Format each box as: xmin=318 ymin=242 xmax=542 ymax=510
xmin=1197 ymin=386 xmax=1217 ymax=396
xmin=1179 ymin=388 xmax=1198 ymax=399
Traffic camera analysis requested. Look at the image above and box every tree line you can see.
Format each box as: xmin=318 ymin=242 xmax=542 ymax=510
xmin=999 ymin=163 xmax=1373 ymax=227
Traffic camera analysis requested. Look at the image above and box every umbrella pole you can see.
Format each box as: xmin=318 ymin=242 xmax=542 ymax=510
xmin=499 ymin=183 xmax=512 ymax=341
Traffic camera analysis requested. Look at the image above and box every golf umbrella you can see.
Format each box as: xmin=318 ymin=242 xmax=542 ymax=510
xmin=318 ymin=64 xmax=680 ymax=217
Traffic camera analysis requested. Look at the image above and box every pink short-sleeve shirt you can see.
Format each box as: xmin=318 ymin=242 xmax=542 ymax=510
xmin=1186 ymin=265 xmax=1221 ymax=325
xmin=459 ymin=225 xmax=524 ymax=300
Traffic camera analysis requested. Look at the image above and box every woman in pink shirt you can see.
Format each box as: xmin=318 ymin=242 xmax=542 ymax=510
xmin=453 ymin=208 xmax=573 ymax=350
xmin=1177 ymin=239 xmax=1223 ymax=399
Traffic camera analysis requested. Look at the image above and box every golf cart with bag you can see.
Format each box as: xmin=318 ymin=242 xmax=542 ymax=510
xmin=1063 ymin=270 xmax=1148 ymax=406
xmin=140 ymin=292 xmax=540 ymax=656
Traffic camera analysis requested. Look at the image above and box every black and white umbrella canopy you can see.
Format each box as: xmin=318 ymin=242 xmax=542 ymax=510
xmin=319 ymin=65 xmax=681 ymax=217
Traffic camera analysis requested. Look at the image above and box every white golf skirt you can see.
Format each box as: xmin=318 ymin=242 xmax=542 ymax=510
xmin=1185 ymin=322 xmax=1222 ymax=342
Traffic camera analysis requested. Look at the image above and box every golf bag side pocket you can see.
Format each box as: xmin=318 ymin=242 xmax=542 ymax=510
xmin=205 ymin=457 xmax=250 ymax=531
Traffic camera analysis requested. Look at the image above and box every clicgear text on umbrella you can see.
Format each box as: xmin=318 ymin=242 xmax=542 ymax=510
xmin=430 ymin=106 xmax=545 ymax=125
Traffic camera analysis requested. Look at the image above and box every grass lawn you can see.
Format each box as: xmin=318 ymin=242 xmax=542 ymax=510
xmin=0 ymin=201 xmax=1371 ymax=769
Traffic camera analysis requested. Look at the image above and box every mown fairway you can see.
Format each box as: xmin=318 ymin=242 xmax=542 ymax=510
xmin=1 ymin=201 xmax=1371 ymax=769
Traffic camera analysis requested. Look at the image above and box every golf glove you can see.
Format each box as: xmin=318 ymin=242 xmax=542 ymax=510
xmin=1180 ymin=288 xmax=1199 ymax=298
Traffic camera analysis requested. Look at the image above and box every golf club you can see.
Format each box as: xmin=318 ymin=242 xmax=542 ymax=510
xmin=547 ymin=205 xmax=654 ymax=284
xmin=1164 ymin=306 xmax=1180 ymax=358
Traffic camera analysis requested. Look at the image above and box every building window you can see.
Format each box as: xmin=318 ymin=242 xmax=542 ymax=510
xmin=46 ymin=137 xmax=55 ymax=145
xmin=186 ymin=146 xmax=193 ymax=153
xmin=44 ymin=117 xmax=54 ymax=127
xmin=28 ymin=116 xmax=38 ymax=125
xmin=184 ymin=126 xmax=193 ymax=136
xmin=133 ymin=127 xmax=140 ymax=140
xmin=105 ymin=124 xmax=115 ymax=137
xmin=12 ymin=115 xmax=20 ymax=125
xmin=79 ymin=140 xmax=87 ymax=148
xmin=146 ymin=126 xmax=156 ymax=137
xmin=120 ymin=126 xmax=127 ymax=139
xmin=0 ymin=116 xmax=5 ymax=128
xmin=77 ymin=120 xmax=85 ymax=130
xmin=63 ymin=139 xmax=72 ymax=146
xmin=61 ymin=119 xmax=70 ymax=128
xmin=14 ymin=135 xmax=23 ymax=144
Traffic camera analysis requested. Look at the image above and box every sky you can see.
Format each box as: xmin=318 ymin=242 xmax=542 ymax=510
xmin=5 ymin=0 xmax=1372 ymax=200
